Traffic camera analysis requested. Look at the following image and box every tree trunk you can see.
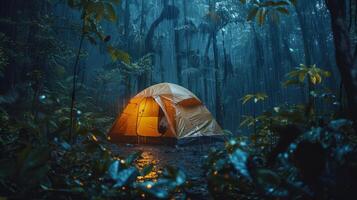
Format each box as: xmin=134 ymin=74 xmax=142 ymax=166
xmin=124 ymin=0 xmax=130 ymax=50
xmin=139 ymin=0 xmax=146 ymax=55
xmin=222 ymin=30 xmax=228 ymax=81
xmin=212 ymin=31 xmax=224 ymax=126
xmin=295 ymin=1 xmax=313 ymax=66
xmin=326 ymin=0 xmax=357 ymax=124
xmin=173 ymin=1 xmax=181 ymax=84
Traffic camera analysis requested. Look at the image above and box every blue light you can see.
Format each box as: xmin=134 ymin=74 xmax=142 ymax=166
xmin=239 ymin=141 xmax=247 ymax=147
xmin=229 ymin=139 xmax=237 ymax=145
xmin=39 ymin=95 xmax=46 ymax=100
xmin=268 ymin=187 xmax=274 ymax=193
xmin=283 ymin=153 xmax=289 ymax=159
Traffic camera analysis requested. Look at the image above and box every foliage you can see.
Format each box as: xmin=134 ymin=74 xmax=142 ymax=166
xmin=0 ymin=1 xmax=150 ymax=197
xmin=101 ymin=53 xmax=153 ymax=81
xmin=283 ymin=64 xmax=331 ymax=87
xmin=0 ymin=46 xmax=8 ymax=78
xmin=121 ymin=54 xmax=153 ymax=75
xmin=0 ymin=111 xmax=188 ymax=199
xmin=204 ymin=119 xmax=357 ymax=199
xmin=67 ymin=0 xmax=130 ymax=64
xmin=240 ymin=0 xmax=297 ymax=25
xmin=241 ymin=93 xmax=268 ymax=104
xmin=107 ymin=45 xmax=131 ymax=64
xmin=67 ymin=0 xmax=118 ymax=42
xmin=240 ymin=65 xmax=334 ymax=152
xmin=213 ymin=65 xmax=357 ymax=199
xmin=205 ymin=10 xmax=230 ymax=32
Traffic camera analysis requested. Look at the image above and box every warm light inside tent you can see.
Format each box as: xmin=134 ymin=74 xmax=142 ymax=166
xmin=136 ymin=97 xmax=166 ymax=137
xmin=108 ymin=83 xmax=224 ymax=144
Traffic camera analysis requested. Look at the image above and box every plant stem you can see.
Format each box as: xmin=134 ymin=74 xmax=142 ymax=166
xmin=69 ymin=24 xmax=85 ymax=143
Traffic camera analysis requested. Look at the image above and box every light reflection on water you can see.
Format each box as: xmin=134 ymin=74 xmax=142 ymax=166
xmin=111 ymin=143 xmax=224 ymax=181
xmin=136 ymin=150 xmax=160 ymax=181
xmin=110 ymin=143 xmax=224 ymax=198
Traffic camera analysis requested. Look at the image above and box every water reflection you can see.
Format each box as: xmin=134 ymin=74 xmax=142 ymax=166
xmin=111 ymin=143 xmax=224 ymax=182
xmin=137 ymin=150 xmax=160 ymax=181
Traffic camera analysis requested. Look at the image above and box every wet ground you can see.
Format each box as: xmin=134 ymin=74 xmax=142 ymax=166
xmin=109 ymin=142 xmax=225 ymax=199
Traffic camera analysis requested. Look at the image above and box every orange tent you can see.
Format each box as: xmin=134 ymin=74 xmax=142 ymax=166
xmin=108 ymin=83 xmax=224 ymax=144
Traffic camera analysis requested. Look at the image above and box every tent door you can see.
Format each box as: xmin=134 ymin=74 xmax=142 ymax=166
xmin=136 ymin=97 xmax=172 ymax=137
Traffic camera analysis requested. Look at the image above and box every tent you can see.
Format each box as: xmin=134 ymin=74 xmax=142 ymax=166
xmin=108 ymin=83 xmax=224 ymax=145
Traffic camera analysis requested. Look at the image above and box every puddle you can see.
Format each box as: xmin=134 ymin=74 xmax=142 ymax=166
xmin=109 ymin=143 xmax=224 ymax=198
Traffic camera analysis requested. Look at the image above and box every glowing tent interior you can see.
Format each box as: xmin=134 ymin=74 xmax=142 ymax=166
xmin=108 ymin=83 xmax=224 ymax=145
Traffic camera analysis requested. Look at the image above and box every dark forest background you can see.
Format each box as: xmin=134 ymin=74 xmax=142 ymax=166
xmin=1 ymin=0 xmax=357 ymax=199
xmin=1 ymin=0 xmax=356 ymax=131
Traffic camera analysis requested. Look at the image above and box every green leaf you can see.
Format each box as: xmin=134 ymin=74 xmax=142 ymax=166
xmin=162 ymin=166 xmax=186 ymax=186
xmin=298 ymin=71 xmax=306 ymax=82
xmin=125 ymin=151 xmax=142 ymax=165
xmin=241 ymin=93 xmax=267 ymax=104
xmin=140 ymin=164 xmax=154 ymax=176
xmin=286 ymin=70 xmax=300 ymax=78
xmin=329 ymin=119 xmax=353 ymax=131
xmin=88 ymin=2 xmax=105 ymax=21
xmin=255 ymin=93 xmax=268 ymax=101
xmin=107 ymin=46 xmax=131 ymax=64
xmin=241 ymin=94 xmax=254 ymax=104
xmin=95 ymin=6 xmax=105 ymax=21
xmin=322 ymin=70 xmax=331 ymax=77
xmin=312 ymin=73 xmax=321 ymax=84
xmin=113 ymin=167 xmax=138 ymax=188
xmin=60 ymin=141 xmax=71 ymax=150
xmin=108 ymin=160 xmax=120 ymax=179
xmin=240 ymin=116 xmax=255 ymax=127
xmin=229 ymin=149 xmax=250 ymax=179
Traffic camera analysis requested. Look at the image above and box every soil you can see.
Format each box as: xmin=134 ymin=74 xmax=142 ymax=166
xmin=109 ymin=142 xmax=225 ymax=199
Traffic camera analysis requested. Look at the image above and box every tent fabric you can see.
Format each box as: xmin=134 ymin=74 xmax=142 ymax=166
xmin=108 ymin=83 xmax=224 ymax=142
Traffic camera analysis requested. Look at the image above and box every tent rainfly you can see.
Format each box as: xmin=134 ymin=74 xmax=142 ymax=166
xmin=108 ymin=83 xmax=224 ymax=145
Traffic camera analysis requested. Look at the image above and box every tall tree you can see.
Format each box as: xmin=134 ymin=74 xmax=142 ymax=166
xmin=123 ymin=0 xmax=131 ymax=50
xmin=325 ymin=0 xmax=357 ymax=124
xmin=207 ymin=0 xmax=224 ymax=126
xmin=173 ymin=0 xmax=182 ymax=84
xmin=140 ymin=3 xmax=179 ymax=90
